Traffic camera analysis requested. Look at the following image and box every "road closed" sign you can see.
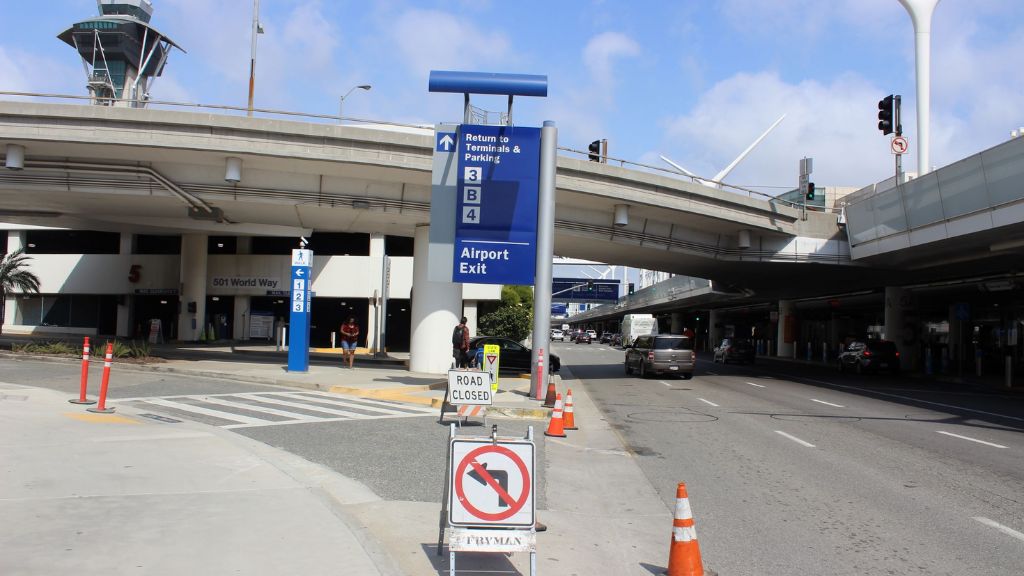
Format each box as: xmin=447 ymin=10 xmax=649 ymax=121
xmin=447 ymin=370 xmax=493 ymax=405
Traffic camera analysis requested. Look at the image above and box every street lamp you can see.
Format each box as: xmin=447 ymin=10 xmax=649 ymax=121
xmin=339 ymin=85 xmax=371 ymax=124
xmin=247 ymin=0 xmax=265 ymax=117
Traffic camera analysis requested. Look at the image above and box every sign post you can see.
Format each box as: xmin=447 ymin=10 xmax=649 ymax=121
xmin=441 ymin=425 xmax=537 ymax=575
xmin=483 ymin=344 xmax=501 ymax=392
xmin=287 ymin=248 xmax=313 ymax=372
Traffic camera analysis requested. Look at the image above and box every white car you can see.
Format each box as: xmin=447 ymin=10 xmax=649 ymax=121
xmin=586 ymin=330 xmax=597 ymax=340
xmin=551 ymin=329 xmax=565 ymax=341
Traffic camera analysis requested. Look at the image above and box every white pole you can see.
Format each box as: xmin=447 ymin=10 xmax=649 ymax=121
xmin=898 ymin=0 xmax=940 ymax=176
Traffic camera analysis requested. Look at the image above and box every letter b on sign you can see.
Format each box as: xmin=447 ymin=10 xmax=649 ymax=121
xmin=464 ymin=186 xmax=481 ymax=204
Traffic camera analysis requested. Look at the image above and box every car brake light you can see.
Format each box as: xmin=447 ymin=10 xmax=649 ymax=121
xmin=895 ymin=351 xmax=900 ymax=357
xmin=647 ymin=351 xmax=654 ymax=361
xmin=862 ymin=350 xmax=872 ymax=357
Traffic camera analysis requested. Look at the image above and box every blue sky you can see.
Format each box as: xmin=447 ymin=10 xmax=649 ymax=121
xmin=2 ymin=0 xmax=1023 ymax=194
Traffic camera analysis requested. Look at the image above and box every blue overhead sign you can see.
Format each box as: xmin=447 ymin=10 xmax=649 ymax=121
xmin=551 ymin=277 xmax=620 ymax=303
xmin=452 ymin=124 xmax=541 ymax=285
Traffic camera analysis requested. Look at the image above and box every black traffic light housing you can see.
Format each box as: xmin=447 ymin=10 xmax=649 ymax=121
xmin=805 ymin=181 xmax=816 ymax=201
xmin=586 ymin=280 xmax=595 ymax=292
xmin=588 ymin=140 xmax=601 ymax=162
xmin=628 ymin=282 xmax=635 ymax=295
xmin=878 ymin=94 xmax=901 ymax=136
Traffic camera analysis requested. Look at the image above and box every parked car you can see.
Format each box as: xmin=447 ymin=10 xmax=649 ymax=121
xmin=625 ymin=334 xmax=695 ymax=379
xmin=551 ymin=329 xmax=565 ymax=342
xmin=610 ymin=333 xmax=622 ymax=346
xmin=713 ymin=338 xmax=755 ymax=364
xmin=600 ymin=332 xmax=612 ymax=344
xmin=586 ymin=330 xmax=598 ymax=341
xmin=837 ymin=340 xmax=900 ymax=374
xmin=576 ymin=332 xmax=592 ymax=344
xmin=470 ymin=336 xmax=560 ymax=374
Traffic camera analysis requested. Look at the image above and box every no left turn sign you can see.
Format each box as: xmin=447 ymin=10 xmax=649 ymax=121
xmin=891 ymin=136 xmax=909 ymax=155
xmin=449 ymin=438 xmax=535 ymax=527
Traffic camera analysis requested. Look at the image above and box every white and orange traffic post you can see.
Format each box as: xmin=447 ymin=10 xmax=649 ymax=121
xmin=69 ymin=336 xmax=96 ymax=405
xmin=87 ymin=342 xmax=116 ymax=414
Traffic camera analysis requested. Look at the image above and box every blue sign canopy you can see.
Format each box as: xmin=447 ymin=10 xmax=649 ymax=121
xmin=428 ymin=71 xmax=548 ymax=97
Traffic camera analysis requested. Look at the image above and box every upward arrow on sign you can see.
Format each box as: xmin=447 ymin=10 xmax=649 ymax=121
xmin=439 ymin=134 xmax=454 ymax=151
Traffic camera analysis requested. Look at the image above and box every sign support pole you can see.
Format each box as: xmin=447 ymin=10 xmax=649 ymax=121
xmin=437 ymin=423 xmax=456 ymax=557
xmin=531 ymin=121 xmax=557 ymax=400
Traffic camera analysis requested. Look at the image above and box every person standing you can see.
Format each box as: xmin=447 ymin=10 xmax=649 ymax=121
xmin=340 ymin=316 xmax=360 ymax=369
xmin=452 ymin=316 xmax=470 ymax=368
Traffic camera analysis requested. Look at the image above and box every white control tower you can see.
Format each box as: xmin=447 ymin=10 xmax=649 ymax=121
xmin=58 ymin=1 xmax=183 ymax=108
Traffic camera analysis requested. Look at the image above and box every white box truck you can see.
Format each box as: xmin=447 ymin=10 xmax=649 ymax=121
xmin=621 ymin=314 xmax=658 ymax=347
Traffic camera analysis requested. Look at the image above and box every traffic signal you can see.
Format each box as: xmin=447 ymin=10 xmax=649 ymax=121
xmin=588 ymin=140 xmax=601 ymax=162
xmin=586 ymin=280 xmax=595 ymax=292
xmin=878 ymin=95 xmax=894 ymax=135
xmin=805 ymin=181 xmax=816 ymax=201
xmin=628 ymin=282 xmax=635 ymax=295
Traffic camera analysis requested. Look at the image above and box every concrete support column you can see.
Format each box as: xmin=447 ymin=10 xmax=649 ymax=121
xmin=708 ymin=310 xmax=721 ymax=351
xmin=409 ymin=225 xmax=462 ymax=374
xmin=885 ymin=286 xmax=908 ymax=369
xmin=777 ymin=299 xmax=795 ymax=358
xmin=367 ymin=233 xmax=385 ymax=352
xmin=463 ymin=300 xmax=478 ymax=337
xmin=177 ymin=234 xmax=208 ymax=342
xmin=670 ymin=312 xmax=683 ymax=334
xmin=233 ymin=295 xmax=250 ymax=340
xmin=115 ymin=233 xmax=133 ymax=337
xmin=3 ymin=231 xmax=23 ymax=330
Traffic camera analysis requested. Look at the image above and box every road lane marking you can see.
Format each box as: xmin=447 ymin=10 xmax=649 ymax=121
xmin=660 ymin=381 xmax=672 ymax=387
xmin=141 ymin=398 xmax=265 ymax=425
xmin=746 ymin=382 xmax=766 ymax=388
xmin=973 ymin=517 xmax=1024 ymax=543
xmin=697 ymin=398 xmax=719 ymax=407
xmin=811 ymin=399 xmax=845 ymax=408
xmin=705 ymin=371 xmax=718 ymax=376
xmin=781 ymin=375 xmax=1024 ymax=423
xmin=775 ymin=430 xmax=816 ymax=447
xmin=936 ymin=431 xmax=1007 ymax=449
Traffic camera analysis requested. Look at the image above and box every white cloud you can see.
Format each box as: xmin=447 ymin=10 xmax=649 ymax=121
xmin=0 ymin=47 xmax=82 ymax=96
xmin=659 ymin=71 xmax=894 ymax=191
xmin=390 ymin=9 xmax=511 ymax=78
xmin=582 ymin=32 xmax=640 ymax=88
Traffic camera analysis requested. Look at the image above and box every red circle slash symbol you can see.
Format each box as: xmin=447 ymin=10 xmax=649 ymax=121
xmin=454 ymin=445 xmax=530 ymax=522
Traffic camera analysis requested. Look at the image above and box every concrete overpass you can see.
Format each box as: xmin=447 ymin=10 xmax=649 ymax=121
xmin=0 ymin=100 xmax=856 ymax=300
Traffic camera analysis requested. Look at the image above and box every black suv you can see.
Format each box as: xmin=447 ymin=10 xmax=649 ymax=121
xmin=837 ymin=340 xmax=900 ymax=374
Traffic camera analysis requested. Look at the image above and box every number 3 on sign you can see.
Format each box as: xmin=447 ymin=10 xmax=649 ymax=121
xmin=462 ymin=206 xmax=481 ymax=224
xmin=464 ymin=167 xmax=482 ymax=183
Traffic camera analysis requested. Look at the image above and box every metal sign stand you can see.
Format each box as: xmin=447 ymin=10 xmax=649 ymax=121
xmin=437 ymin=423 xmax=537 ymax=576
xmin=437 ymin=369 xmax=490 ymax=427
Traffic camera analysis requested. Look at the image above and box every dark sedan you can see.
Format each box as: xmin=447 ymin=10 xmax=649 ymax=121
xmin=713 ymin=338 xmax=755 ymax=364
xmin=575 ymin=332 xmax=592 ymax=344
xmin=470 ymin=336 xmax=561 ymax=374
xmin=837 ymin=340 xmax=900 ymax=374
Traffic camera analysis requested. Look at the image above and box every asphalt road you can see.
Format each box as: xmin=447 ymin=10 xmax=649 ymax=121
xmin=0 ymin=356 xmax=546 ymax=506
xmin=553 ymin=340 xmax=1024 ymax=576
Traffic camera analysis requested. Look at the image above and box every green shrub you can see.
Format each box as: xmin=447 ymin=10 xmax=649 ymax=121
xmin=11 ymin=340 xmax=78 ymax=356
xmin=478 ymin=305 xmax=533 ymax=342
xmin=106 ymin=339 xmax=152 ymax=359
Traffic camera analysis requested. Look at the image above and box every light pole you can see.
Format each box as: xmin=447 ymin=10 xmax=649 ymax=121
xmin=898 ymin=0 xmax=940 ymax=176
xmin=246 ymin=0 xmax=264 ymax=117
xmin=339 ymin=85 xmax=371 ymax=124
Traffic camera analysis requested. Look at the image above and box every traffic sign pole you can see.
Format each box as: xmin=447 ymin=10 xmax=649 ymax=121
xmin=531 ymin=121 xmax=557 ymax=400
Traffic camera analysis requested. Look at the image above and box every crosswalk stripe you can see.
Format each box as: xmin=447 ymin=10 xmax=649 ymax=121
xmin=198 ymin=396 xmax=323 ymax=421
xmin=274 ymin=390 xmax=435 ymax=413
xmin=273 ymin=392 xmax=430 ymax=416
xmin=141 ymin=398 xmax=265 ymax=425
xmin=235 ymin=394 xmax=377 ymax=419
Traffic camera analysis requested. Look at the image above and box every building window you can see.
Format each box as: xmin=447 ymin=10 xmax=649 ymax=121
xmin=134 ymin=235 xmax=181 ymax=255
xmin=385 ymin=235 xmax=414 ymax=257
xmin=208 ymin=236 xmax=236 ymax=254
xmin=306 ymin=233 xmax=370 ymax=256
xmin=24 ymin=230 xmax=120 ymax=254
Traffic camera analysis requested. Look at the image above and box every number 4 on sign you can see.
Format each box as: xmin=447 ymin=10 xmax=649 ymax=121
xmin=462 ymin=206 xmax=481 ymax=224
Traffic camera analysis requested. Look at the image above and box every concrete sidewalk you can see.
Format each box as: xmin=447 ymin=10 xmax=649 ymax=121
xmin=1 ymin=346 xmax=678 ymax=575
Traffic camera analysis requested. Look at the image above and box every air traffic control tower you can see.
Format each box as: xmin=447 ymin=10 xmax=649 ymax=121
xmin=58 ymin=0 xmax=183 ymax=108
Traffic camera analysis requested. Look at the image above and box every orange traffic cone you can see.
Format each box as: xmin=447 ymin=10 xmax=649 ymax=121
xmin=667 ymin=482 xmax=706 ymax=576
xmin=563 ymin=388 xmax=577 ymax=430
xmin=542 ymin=379 xmax=557 ymax=408
xmin=544 ymin=393 xmax=566 ymax=437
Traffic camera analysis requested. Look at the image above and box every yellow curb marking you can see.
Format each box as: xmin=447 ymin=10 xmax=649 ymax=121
xmin=64 ymin=412 xmax=141 ymax=424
